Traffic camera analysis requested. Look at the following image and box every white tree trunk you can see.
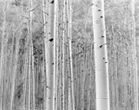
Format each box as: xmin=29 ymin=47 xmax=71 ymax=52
xmin=68 ymin=0 xmax=75 ymax=110
xmin=131 ymin=0 xmax=138 ymax=110
xmin=46 ymin=0 xmax=55 ymax=110
xmin=62 ymin=0 xmax=66 ymax=109
xmin=53 ymin=0 xmax=58 ymax=110
xmin=92 ymin=0 xmax=110 ymax=110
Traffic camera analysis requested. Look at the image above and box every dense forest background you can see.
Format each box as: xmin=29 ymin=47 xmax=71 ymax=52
xmin=0 ymin=0 xmax=139 ymax=110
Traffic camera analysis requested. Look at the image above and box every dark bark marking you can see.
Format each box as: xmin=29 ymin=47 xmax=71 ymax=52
xmin=99 ymin=45 xmax=103 ymax=48
xmin=50 ymin=0 xmax=54 ymax=4
xmin=49 ymin=38 xmax=53 ymax=42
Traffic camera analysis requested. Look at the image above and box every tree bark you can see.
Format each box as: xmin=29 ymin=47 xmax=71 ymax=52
xmin=46 ymin=0 xmax=55 ymax=110
xmin=0 ymin=2 xmax=7 ymax=110
xmin=131 ymin=0 xmax=138 ymax=110
xmin=92 ymin=0 xmax=110 ymax=110
xmin=68 ymin=0 xmax=75 ymax=110
xmin=53 ymin=0 xmax=58 ymax=110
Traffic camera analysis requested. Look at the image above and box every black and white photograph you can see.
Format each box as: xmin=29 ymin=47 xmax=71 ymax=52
xmin=0 ymin=0 xmax=138 ymax=110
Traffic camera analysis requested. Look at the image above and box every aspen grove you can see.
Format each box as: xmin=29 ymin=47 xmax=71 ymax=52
xmin=0 ymin=0 xmax=139 ymax=110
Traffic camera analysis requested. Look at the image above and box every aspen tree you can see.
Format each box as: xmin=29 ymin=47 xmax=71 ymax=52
xmin=65 ymin=0 xmax=70 ymax=109
xmin=46 ymin=0 xmax=55 ymax=110
xmin=0 ymin=2 xmax=7 ymax=110
xmin=25 ymin=0 xmax=34 ymax=109
xmin=52 ymin=0 xmax=58 ymax=109
xmin=10 ymin=32 xmax=21 ymax=110
xmin=42 ymin=0 xmax=48 ymax=109
xmin=56 ymin=2 xmax=60 ymax=107
xmin=55 ymin=27 xmax=59 ymax=110
xmin=54 ymin=1 xmax=59 ymax=108
xmin=22 ymin=27 xmax=28 ymax=110
xmin=62 ymin=0 xmax=66 ymax=109
xmin=9 ymin=28 xmax=14 ymax=110
xmin=29 ymin=0 xmax=35 ymax=109
xmin=44 ymin=0 xmax=51 ymax=109
xmin=6 ymin=25 xmax=13 ymax=110
xmin=65 ymin=0 xmax=71 ymax=108
xmin=58 ymin=0 xmax=63 ymax=110
xmin=22 ymin=5 xmax=31 ymax=110
xmin=92 ymin=0 xmax=110 ymax=110
xmin=57 ymin=0 xmax=63 ymax=109
xmin=68 ymin=0 xmax=75 ymax=110
xmin=131 ymin=0 xmax=138 ymax=110
xmin=28 ymin=0 xmax=32 ymax=108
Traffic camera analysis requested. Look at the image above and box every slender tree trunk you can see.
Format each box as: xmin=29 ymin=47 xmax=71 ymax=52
xmin=54 ymin=2 xmax=59 ymax=108
xmin=10 ymin=31 xmax=21 ymax=110
xmin=45 ymin=0 xmax=51 ymax=109
xmin=92 ymin=0 xmax=110 ymax=110
xmin=25 ymin=0 xmax=34 ymax=109
xmin=55 ymin=24 xmax=59 ymax=110
xmin=42 ymin=0 xmax=48 ymax=109
xmin=46 ymin=0 xmax=55 ymax=110
xmin=57 ymin=1 xmax=64 ymax=108
xmin=65 ymin=0 xmax=69 ymax=109
xmin=62 ymin=0 xmax=66 ymax=109
xmin=0 ymin=2 xmax=7 ymax=110
xmin=53 ymin=0 xmax=58 ymax=110
xmin=68 ymin=0 xmax=75 ymax=110
xmin=131 ymin=0 xmax=138 ymax=110
xmin=28 ymin=0 xmax=32 ymax=108
xmin=29 ymin=0 xmax=35 ymax=109
xmin=23 ymin=27 xmax=29 ymax=110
